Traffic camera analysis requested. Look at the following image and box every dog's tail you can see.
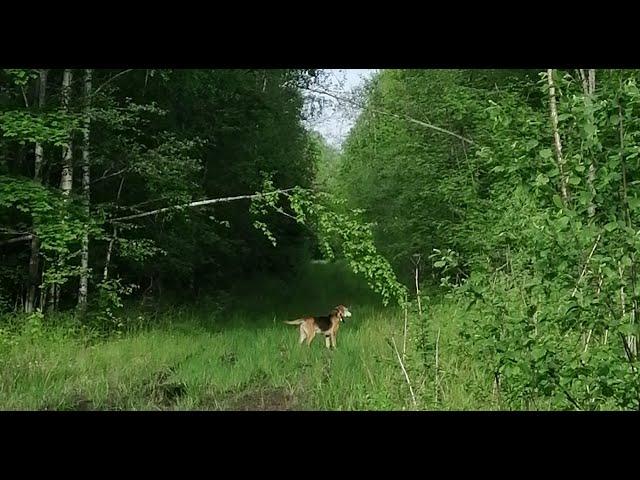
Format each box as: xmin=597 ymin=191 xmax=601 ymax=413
xmin=283 ymin=318 xmax=305 ymax=325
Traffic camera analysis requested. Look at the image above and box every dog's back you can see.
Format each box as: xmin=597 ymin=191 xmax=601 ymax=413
xmin=312 ymin=314 xmax=333 ymax=332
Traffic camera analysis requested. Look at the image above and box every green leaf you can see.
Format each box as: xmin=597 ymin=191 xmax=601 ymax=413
xmin=532 ymin=346 xmax=546 ymax=361
xmin=568 ymin=176 xmax=581 ymax=186
xmin=552 ymin=195 xmax=564 ymax=209
xmin=619 ymin=324 xmax=637 ymax=336
xmin=557 ymin=216 xmax=570 ymax=229
xmin=535 ymin=173 xmax=549 ymax=186
xmin=584 ymin=123 xmax=596 ymax=136
xmin=628 ymin=196 xmax=640 ymax=211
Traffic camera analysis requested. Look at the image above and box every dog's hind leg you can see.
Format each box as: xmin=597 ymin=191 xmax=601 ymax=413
xmin=306 ymin=329 xmax=316 ymax=346
xmin=325 ymin=336 xmax=331 ymax=349
xmin=298 ymin=325 xmax=306 ymax=345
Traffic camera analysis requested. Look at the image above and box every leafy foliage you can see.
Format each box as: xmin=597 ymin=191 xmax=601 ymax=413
xmin=342 ymin=69 xmax=640 ymax=410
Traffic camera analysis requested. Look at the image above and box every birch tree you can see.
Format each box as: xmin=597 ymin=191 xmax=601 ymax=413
xmin=77 ymin=69 xmax=93 ymax=313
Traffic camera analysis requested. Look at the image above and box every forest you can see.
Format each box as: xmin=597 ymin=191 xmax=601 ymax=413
xmin=1 ymin=68 xmax=639 ymax=411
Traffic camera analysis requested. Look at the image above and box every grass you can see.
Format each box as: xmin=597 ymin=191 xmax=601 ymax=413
xmin=0 ymin=262 xmax=495 ymax=411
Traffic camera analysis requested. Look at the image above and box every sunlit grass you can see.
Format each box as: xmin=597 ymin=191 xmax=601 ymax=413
xmin=0 ymin=262 xmax=493 ymax=410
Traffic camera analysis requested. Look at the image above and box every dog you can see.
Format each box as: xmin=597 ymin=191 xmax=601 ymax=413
xmin=284 ymin=305 xmax=352 ymax=349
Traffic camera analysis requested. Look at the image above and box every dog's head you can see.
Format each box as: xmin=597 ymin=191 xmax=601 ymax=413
xmin=335 ymin=305 xmax=352 ymax=322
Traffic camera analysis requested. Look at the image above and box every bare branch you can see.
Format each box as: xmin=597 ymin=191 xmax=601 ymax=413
xmin=435 ymin=328 xmax=441 ymax=404
xmin=0 ymin=228 xmax=30 ymax=235
xmin=403 ymin=306 xmax=409 ymax=361
xmin=109 ymin=188 xmax=296 ymax=223
xmin=90 ymin=168 xmax=129 ymax=185
xmin=391 ymin=336 xmax=418 ymax=408
xmin=571 ymin=234 xmax=601 ymax=298
xmin=20 ymin=86 xmax=29 ymax=108
xmin=273 ymin=207 xmax=298 ymax=221
xmin=0 ymin=234 xmax=33 ymax=247
xmin=93 ymin=69 xmax=134 ymax=96
xmin=118 ymin=195 xmax=176 ymax=213
xmin=304 ymin=86 xmax=476 ymax=145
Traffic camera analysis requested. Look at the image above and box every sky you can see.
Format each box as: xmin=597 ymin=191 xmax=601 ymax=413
xmin=304 ymin=69 xmax=378 ymax=149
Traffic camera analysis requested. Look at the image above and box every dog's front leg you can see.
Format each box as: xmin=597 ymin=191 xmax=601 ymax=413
xmin=325 ymin=336 xmax=331 ymax=349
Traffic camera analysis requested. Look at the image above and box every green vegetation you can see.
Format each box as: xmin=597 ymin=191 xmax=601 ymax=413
xmin=2 ymin=68 xmax=640 ymax=410
xmin=0 ymin=263 xmax=408 ymax=410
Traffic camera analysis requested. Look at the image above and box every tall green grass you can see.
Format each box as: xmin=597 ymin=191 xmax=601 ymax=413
xmin=0 ymin=262 xmax=494 ymax=410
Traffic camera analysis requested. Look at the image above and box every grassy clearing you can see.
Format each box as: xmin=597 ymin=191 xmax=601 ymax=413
xmin=0 ymin=288 xmax=406 ymax=409
xmin=0 ymin=263 xmax=495 ymax=411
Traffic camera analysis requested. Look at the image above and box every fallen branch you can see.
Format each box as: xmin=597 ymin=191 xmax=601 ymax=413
xmin=0 ymin=228 xmax=30 ymax=235
xmin=2 ymin=188 xmax=299 ymax=245
xmin=109 ymin=188 xmax=295 ymax=223
xmin=0 ymin=234 xmax=33 ymax=247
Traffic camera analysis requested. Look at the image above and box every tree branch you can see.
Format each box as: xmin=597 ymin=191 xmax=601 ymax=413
xmin=109 ymin=188 xmax=295 ymax=223
xmin=20 ymin=86 xmax=29 ymax=108
xmin=93 ymin=69 xmax=134 ymax=96
xmin=0 ymin=228 xmax=30 ymax=235
xmin=90 ymin=168 xmax=129 ymax=185
xmin=304 ymin=86 xmax=476 ymax=145
xmin=391 ymin=336 xmax=418 ymax=408
xmin=571 ymin=233 xmax=601 ymax=298
xmin=0 ymin=234 xmax=33 ymax=246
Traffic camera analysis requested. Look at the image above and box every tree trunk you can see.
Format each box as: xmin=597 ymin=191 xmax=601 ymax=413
xmin=77 ymin=69 xmax=93 ymax=314
xmin=46 ymin=285 xmax=55 ymax=313
xmin=49 ymin=69 xmax=74 ymax=312
xmin=25 ymin=69 xmax=48 ymax=314
xmin=103 ymin=177 xmax=125 ymax=283
xmin=34 ymin=70 xmax=48 ymax=181
xmin=103 ymin=228 xmax=118 ymax=282
xmin=547 ymin=69 xmax=569 ymax=204
xmin=578 ymin=69 xmax=589 ymax=95
xmin=59 ymin=69 xmax=74 ymax=196
xmin=581 ymin=69 xmax=597 ymax=218
xmin=618 ymin=99 xmax=638 ymax=358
